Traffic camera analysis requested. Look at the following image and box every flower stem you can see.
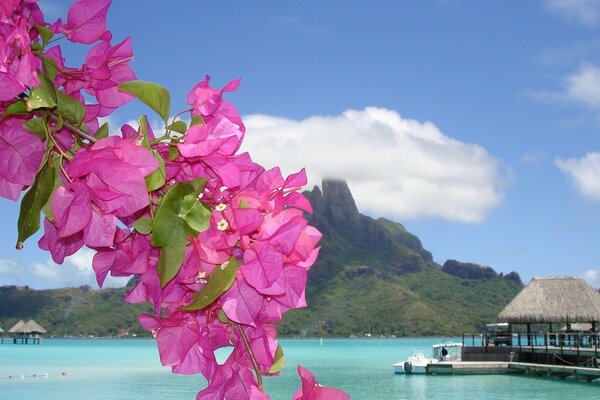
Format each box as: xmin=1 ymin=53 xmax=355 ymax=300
xmin=235 ymin=323 xmax=264 ymax=393
xmin=46 ymin=112 xmax=97 ymax=144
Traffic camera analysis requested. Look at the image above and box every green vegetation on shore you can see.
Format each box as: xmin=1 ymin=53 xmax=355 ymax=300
xmin=0 ymin=180 xmax=523 ymax=338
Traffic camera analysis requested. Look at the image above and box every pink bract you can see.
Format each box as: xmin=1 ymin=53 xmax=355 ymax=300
xmin=0 ymin=118 xmax=45 ymax=200
xmin=0 ymin=1 xmax=347 ymax=398
xmin=61 ymin=0 xmax=111 ymax=44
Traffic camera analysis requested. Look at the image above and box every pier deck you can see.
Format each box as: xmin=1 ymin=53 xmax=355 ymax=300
xmin=425 ymin=360 xmax=600 ymax=381
xmin=427 ymin=361 xmax=510 ymax=375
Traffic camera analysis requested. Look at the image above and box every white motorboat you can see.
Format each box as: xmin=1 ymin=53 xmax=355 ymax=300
xmin=393 ymin=350 xmax=434 ymax=374
xmin=393 ymin=341 xmax=462 ymax=374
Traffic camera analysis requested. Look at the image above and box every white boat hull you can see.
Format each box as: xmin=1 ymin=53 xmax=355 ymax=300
xmin=393 ymin=342 xmax=462 ymax=374
xmin=393 ymin=361 xmax=428 ymax=374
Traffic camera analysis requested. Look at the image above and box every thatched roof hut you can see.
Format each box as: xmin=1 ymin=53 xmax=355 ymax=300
xmin=22 ymin=320 xmax=47 ymax=334
xmin=8 ymin=320 xmax=25 ymax=333
xmin=498 ymin=276 xmax=600 ymax=324
xmin=8 ymin=319 xmax=47 ymax=334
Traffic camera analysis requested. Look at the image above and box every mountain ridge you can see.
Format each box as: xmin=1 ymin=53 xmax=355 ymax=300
xmin=0 ymin=179 xmax=523 ymax=337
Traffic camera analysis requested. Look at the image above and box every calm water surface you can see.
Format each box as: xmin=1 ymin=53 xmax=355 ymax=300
xmin=0 ymin=338 xmax=598 ymax=399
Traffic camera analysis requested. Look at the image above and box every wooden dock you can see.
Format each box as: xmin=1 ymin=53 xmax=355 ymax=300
xmin=425 ymin=360 xmax=600 ymax=382
xmin=509 ymin=362 xmax=600 ymax=382
xmin=427 ymin=361 xmax=510 ymax=375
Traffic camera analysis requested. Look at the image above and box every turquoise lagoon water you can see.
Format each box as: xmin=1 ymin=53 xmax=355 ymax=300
xmin=1 ymin=338 xmax=599 ymax=399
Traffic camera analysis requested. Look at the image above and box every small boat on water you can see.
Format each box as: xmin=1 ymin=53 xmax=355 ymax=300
xmin=393 ymin=341 xmax=462 ymax=374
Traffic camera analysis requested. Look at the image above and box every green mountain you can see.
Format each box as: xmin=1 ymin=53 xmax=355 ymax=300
xmin=0 ymin=180 xmax=523 ymax=338
xmin=277 ymin=180 xmax=523 ymax=337
xmin=0 ymin=282 xmax=151 ymax=337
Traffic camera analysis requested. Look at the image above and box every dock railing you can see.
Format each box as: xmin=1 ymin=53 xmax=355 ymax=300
xmin=463 ymin=331 xmax=599 ymax=360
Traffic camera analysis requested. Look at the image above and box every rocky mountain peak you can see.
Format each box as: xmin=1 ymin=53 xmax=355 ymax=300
xmin=310 ymin=179 xmax=360 ymax=226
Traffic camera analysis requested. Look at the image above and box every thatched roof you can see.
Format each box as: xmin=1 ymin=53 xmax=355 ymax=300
xmin=8 ymin=319 xmax=46 ymax=334
xmin=22 ymin=319 xmax=47 ymax=334
xmin=498 ymin=276 xmax=600 ymax=324
xmin=9 ymin=320 xmax=25 ymax=333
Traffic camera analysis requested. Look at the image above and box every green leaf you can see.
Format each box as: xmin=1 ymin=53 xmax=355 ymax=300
xmin=145 ymin=151 xmax=166 ymax=191
xmin=40 ymin=55 xmax=59 ymax=82
xmin=31 ymin=42 xmax=42 ymax=52
xmin=191 ymin=178 xmax=207 ymax=194
xmin=168 ymin=120 xmax=188 ymax=134
xmin=16 ymin=162 xmax=55 ymax=249
xmin=136 ymin=115 xmax=150 ymax=148
xmin=133 ymin=217 xmax=153 ymax=234
xmin=218 ymin=310 xmax=230 ymax=324
xmin=24 ymin=117 xmax=47 ymax=141
xmin=269 ymin=345 xmax=286 ymax=374
xmin=157 ymin=245 xmax=186 ymax=287
xmin=27 ymin=73 xmax=56 ymax=110
xmin=238 ymin=199 xmax=249 ymax=209
xmin=182 ymin=257 xmax=239 ymax=310
xmin=190 ymin=114 xmax=204 ymax=126
xmin=34 ymin=24 xmax=54 ymax=45
xmin=42 ymin=156 xmax=63 ymax=220
xmin=55 ymin=111 xmax=64 ymax=131
xmin=56 ymin=91 xmax=85 ymax=126
xmin=179 ymin=188 xmax=211 ymax=233
xmin=118 ymin=80 xmax=171 ymax=124
xmin=168 ymin=146 xmax=180 ymax=161
xmin=95 ymin=122 xmax=109 ymax=139
xmin=151 ymin=183 xmax=200 ymax=247
xmin=3 ymin=100 xmax=29 ymax=118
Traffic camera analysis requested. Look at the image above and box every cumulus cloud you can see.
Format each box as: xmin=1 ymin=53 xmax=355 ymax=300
xmin=0 ymin=249 xmax=129 ymax=290
xmin=530 ymin=63 xmax=600 ymax=111
xmin=583 ymin=269 xmax=600 ymax=288
xmin=555 ymin=152 xmax=600 ymax=200
xmin=544 ymin=0 xmax=600 ymax=27
xmin=242 ymin=107 xmax=505 ymax=223
xmin=563 ymin=64 xmax=600 ymax=108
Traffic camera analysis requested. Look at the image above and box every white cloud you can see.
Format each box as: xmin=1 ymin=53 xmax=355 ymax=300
xmin=0 ymin=249 xmax=129 ymax=290
xmin=564 ymin=64 xmax=600 ymax=108
xmin=583 ymin=269 xmax=600 ymax=288
xmin=544 ymin=0 xmax=600 ymax=27
xmin=242 ymin=107 xmax=505 ymax=223
xmin=555 ymin=152 xmax=600 ymax=200
xmin=530 ymin=63 xmax=600 ymax=112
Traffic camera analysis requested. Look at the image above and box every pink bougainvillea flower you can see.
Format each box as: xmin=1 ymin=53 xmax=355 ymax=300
xmin=0 ymin=19 xmax=41 ymax=101
xmin=177 ymin=115 xmax=244 ymax=158
xmin=83 ymin=208 xmax=117 ymax=247
xmin=187 ymin=75 xmax=241 ymax=117
xmin=38 ymin=218 xmax=85 ymax=264
xmin=67 ymin=136 xmax=158 ymax=217
xmin=197 ymin=357 xmax=268 ymax=400
xmin=83 ymin=37 xmax=136 ymax=112
xmin=292 ymin=365 xmax=350 ymax=400
xmin=0 ymin=118 xmax=44 ymax=200
xmin=61 ymin=0 xmax=111 ymax=44
xmin=240 ymin=241 xmax=284 ymax=294
xmin=221 ymin=276 xmax=264 ymax=327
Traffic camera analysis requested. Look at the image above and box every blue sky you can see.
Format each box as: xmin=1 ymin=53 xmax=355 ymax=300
xmin=2 ymin=0 xmax=600 ymax=289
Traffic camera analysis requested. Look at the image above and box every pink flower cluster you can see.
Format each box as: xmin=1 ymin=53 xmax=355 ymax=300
xmin=0 ymin=1 xmax=349 ymax=399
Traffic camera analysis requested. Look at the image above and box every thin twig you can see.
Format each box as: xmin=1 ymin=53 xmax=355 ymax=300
xmin=235 ymin=322 xmax=264 ymax=392
xmin=47 ymin=112 xmax=97 ymax=144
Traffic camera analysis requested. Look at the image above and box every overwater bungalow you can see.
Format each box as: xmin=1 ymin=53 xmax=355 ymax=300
xmin=445 ymin=276 xmax=600 ymax=381
xmin=497 ymin=276 xmax=600 ymax=340
xmin=8 ymin=319 xmax=47 ymax=344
